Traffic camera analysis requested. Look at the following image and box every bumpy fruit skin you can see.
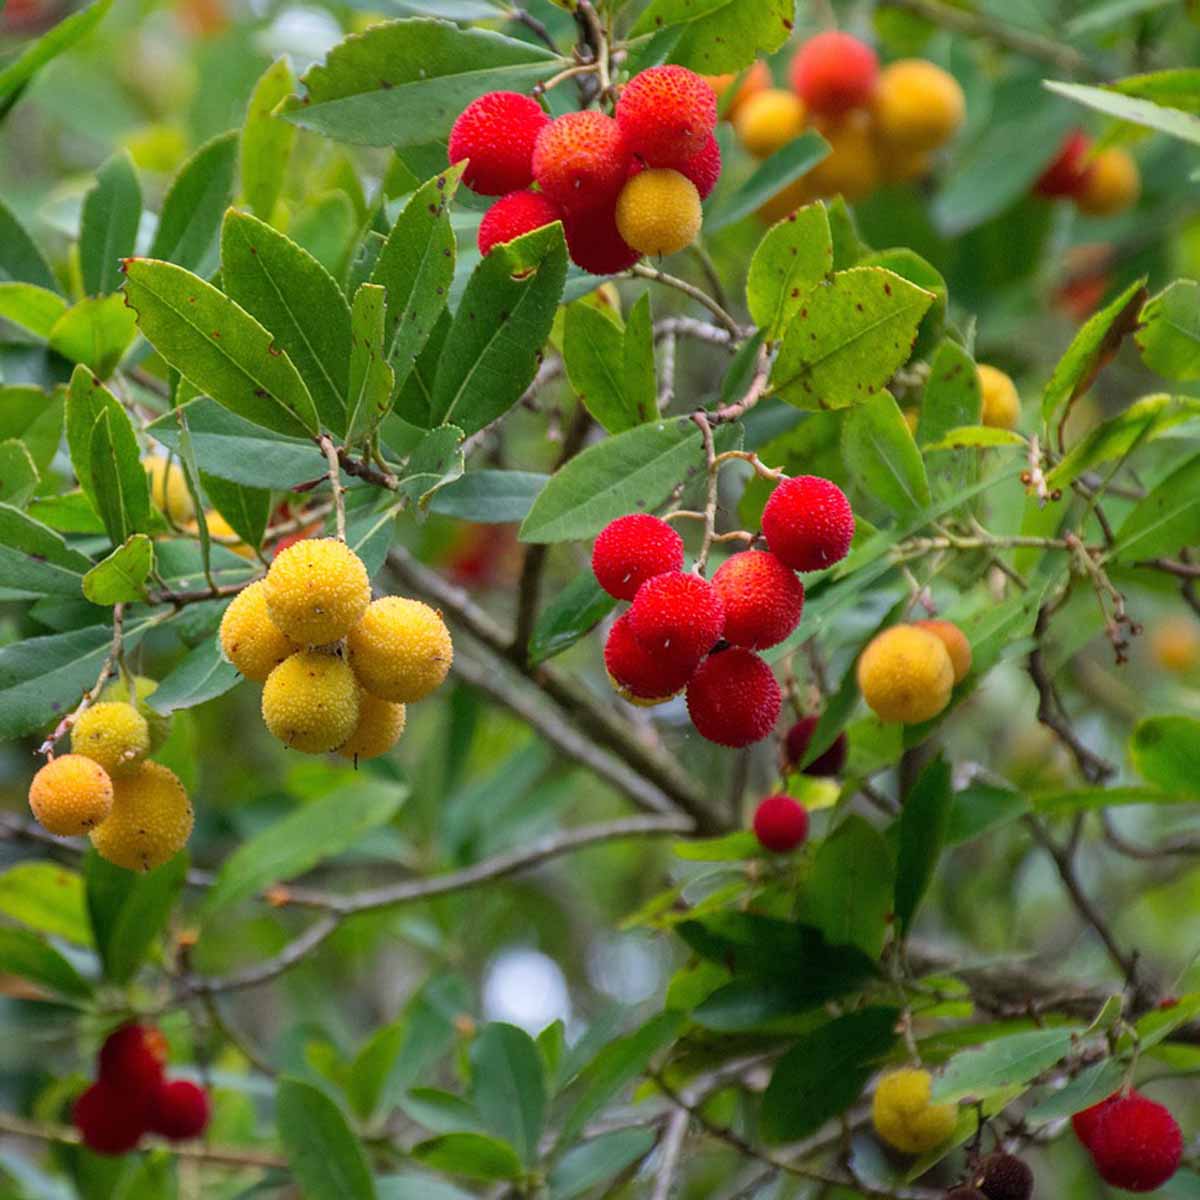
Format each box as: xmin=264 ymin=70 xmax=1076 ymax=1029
xmin=448 ymin=91 xmax=548 ymax=195
xmin=616 ymin=65 xmax=717 ymax=166
xmin=533 ymin=111 xmax=631 ymax=213
xmin=858 ymin=625 xmax=955 ymax=724
xmin=71 ymin=702 xmax=151 ymax=777
xmin=712 ymin=551 xmax=804 ymax=649
xmin=1076 ymin=148 xmax=1140 ymax=218
xmin=974 ymin=1152 xmax=1034 ymax=1200
xmin=28 ymin=755 xmax=113 ymax=836
xmin=752 ymin=794 xmax=809 ymax=852
xmin=265 ymin=537 xmax=371 ymax=646
xmin=761 ymin=476 xmax=855 ymax=572
xmin=687 ymin=648 xmax=782 ymax=748
xmin=564 ymin=203 xmax=641 ymax=274
xmin=640 ymin=133 xmax=721 ymax=199
xmin=1150 ymin=615 xmax=1200 ymax=673
xmin=262 ymin=651 xmax=360 ymax=753
xmin=101 ymin=675 xmax=170 ymax=752
xmin=219 ymin=580 xmax=299 ymax=682
xmin=603 ymin=612 xmax=694 ymax=705
xmin=615 ymin=169 xmax=701 ymax=257
xmin=872 ymin=1068 xmax=957 ymax=1154
xmin=628 ymin=572 xmax=725 ymax=668
xmin=91 ymin=762 xmax=193 ymax=871
xmin=99 ymin=1024 xmax=168 ymax=1095
xmin=790 ymin=31 xmax=879 ymax=117
xmin=734 ymin=89 xmax=806 ymax=159
xmin=478 ymin=190 xmax=562 ymax=255
xmin=784 ymin=716 xmax=848 ymax=777
xmin=706 ymin=60 xmax=771 ymax=122
xmin=592 ymin=514 xmax=685 ymax=601
xmin=1072 ymin=1094 xmax=1117 ymax=1150
xmin=1035 ymin=129 xmax=1091 ymax=198
xmin=74 ymin=1081 xmax=147 ymax=1155
xmin=913 ymin=619 xmax=971 ymax=683
xmin=150 ymin=1080 xmax=211 ymax=1141
xmin=977 ymin=364 xmax=1020 ymax=430
xmin=873 ymin=60 xmax=965 ymax=153
xmin=338 ymin=691 xmax=407 ymax=761
xmin=805 ymin=111 xmax=881 ymax=202
xmin=1088 ymin=1092 xmax=1182 ymax=1192
xmin=347 ymin=597 xmax=453 ymax=703
xmin=144 ymin=454 xmax=194 ymax=524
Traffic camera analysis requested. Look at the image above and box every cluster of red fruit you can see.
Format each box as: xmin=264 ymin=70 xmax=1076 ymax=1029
xmin=592 ymin=475 xmax=853 ymax=748
xmin=449 ymin=64 xmax=722 ymax=274
xmin=1035 ymin=129 xmax=1141 ymax=219
xmin=73 ymin=1024 xmax=209 ymax=1156
xmin=1071 ymin=1089 xmax=1183 ymax=1193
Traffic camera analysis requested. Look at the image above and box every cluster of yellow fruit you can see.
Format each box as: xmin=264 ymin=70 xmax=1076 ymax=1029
xmin=872 ymin=1067 xmax=957 ymax=1154
xmin=858 ymin=618 xmax=971 ymax=724
xmin=145 ymin=454 xmax=251 ymax=558
xmin=218 ymin=538 xmax=453 ymax=759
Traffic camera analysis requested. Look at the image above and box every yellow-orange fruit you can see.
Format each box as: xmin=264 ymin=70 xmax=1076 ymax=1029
xmin=805 ymin=112 xmax=881 ymax=203
xmin=734 ymin=89 xmax=805 ymax=159
xmin=757 ymin=176 xmax=814 ymax=224
xmin=264 ymin=537 xmax=371 ymax=646
xmin=144 ymin=455 xmax=195 ymax=524
xmin=338 ymin=691 xmax=407 ymax=761
xmin=873 ymin=59 xmax=965 ymax=154
xmin=101 ymin=675 xmax=171 ymax=751
xmin=706 ymin=60 xmax=772 ymax=121
xmin=28 ymin=755 xmax=114 ymax=836
xmin=347 ymin=597 xmax=453 ymax=704
xmin=261 ymin=650 xmax=360 ymax=753
xmin=1150 ymin=616 xmax=1200 ymax=674
xmin=615 ymin=169 xmax=702 ymax=257
xmin=90 ymin=761 xmax=193 ymax=872
xmin=70 ymin=702 xmax=151 ymax=777
xmin=1076 ymin=148 xmax=1140 ymax=217
xmin=913 ymin=619 xmax=972 ymax=683
xmin=199 ymin=511 xmax=255 ymax=560
xmin=219 ymin=580 xmax=299 ymax=682
xmin=872 ymin=1068 xmax=957 ymax=1154
xmin=857 ymin=625 xmax=954 ymax=723
xmin=977 ymin=364 xmax=1020 ymax=430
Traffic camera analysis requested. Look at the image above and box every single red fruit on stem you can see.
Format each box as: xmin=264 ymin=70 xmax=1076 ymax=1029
xmin=752 ymin=794 xmax=810 ymax=852
xmin=448 ymin=91 xmax=549 ymax=196
xmin=592 ymin=514 xmax=685 ymax=601
xmin=98 ymin=1024 xmax=168 ymax=1097
xmin=604 ymin=612 xmax=696 ymax=703
xmin=74 ymin=1081 xmax=148 ymax=1155
xmin=150 ymin=1080 xmax=211 ymax=1141
xmin=790 ymin=31 xmax=879 ymax=116
xmin=533 ymin=111 xmax=631 ymax=213
xmin=628 ymin=571 xmax=725 ymax=667
xmin=711 ymin=550 xmax=804 ymax=649
xmin=1088 ymin=1091 xmax=1183 ymax=1193
xmin=616 ymin=65 xmax=718 ymax=166
xmin=686 ymin=647 xmax=782 ymax=747
xmin=761 ymin=475 xmax=855 ymax=572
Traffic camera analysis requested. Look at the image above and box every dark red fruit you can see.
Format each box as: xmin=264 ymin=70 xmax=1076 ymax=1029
xmin=150 ymin=1080 xmax=211 ymax=1141
xmin=74 ymin=1081 xmax=147 ymax=1155
xmin=752 ymin=794 xmax=810 ymax=852
xmin=1072 ymin=1093 xmax=1119 ymax=1150
xmin=478 ymin=190 xmax=562 ymax=255
xmin=604 ymin=612 xmax=695 ymax=703
xmin=711 ymin=550 xmax=804 ymax=649
xmin=1089 ymin=1091 xmax=1183 ymax=1193
xmin=686 ymin=647 xmax=782 ymax=747
xmin=761 ymin=475 xmax=854 ymax=572
xmin=628 ymin=572 xmax=725 ymax=668
xmin=592 ymin=514 xmax=685 ymax=601
xmin=783 ymin=715 xmax=848 ymax=776
xmin=975 ymin=1152 xmax=1034 ymax=1200
xmin=98 ymin=1024 xmax=168 ymax=1097
xmin=1035 ymin=129 xmax=1091 ymax=199
xmin=563 ymin=203 xmax=641 ymax=274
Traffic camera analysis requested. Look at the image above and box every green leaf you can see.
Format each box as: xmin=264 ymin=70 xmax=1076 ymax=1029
xmin=377 ymin=1175 xmax=472 ymax=1200
xmin=430 ymin=223 xmax=567 ymax=436
xmin=916 ymin=340 xmax=982 ymax=448
xmin=0 ymin=862 xmax=90 ymax=947
xmin=123 ymin=258 xmax=320 ymax=437
xmin=1130 ymin=715 xmax=1200 ymax=797
xmin=1045 ymin=79 xmax=1200 ymax=147
xmin=82 ymin=535 xmax=154 ymax=604
xmin=0 ymin=282 xmax=68 ymax=338
xmin=469 ymin=1023 xmax=546 ymax=1167
xmin=0 ymin=439 xmax=38 ymax=507
xmin=0 ymin=0 xmax=112 ymax=116
xmin=1137 ymin=280 xmax=1200 ymax=380
xmin=48 ymin=294 xmax=137 ymax=377
xmin=527 ymin=571 xmax=616 ymax=666
xmin=402 ymin=1089 xmax=484 ymax=1135
xmin=278 ymin=1078 xmax=378 ymax=1200
xmin=861 ymin=247 xmax=946 ymax=359
xmin=0 ymin=926 xmax=92 ymax=1000
xmin=564 ymin=303 xmax=648 ymax=433
xmin=240 ymin=58 xmax=297 ymax=222
xmin=623 ymin=292 xmax=656 ymax=423
xmin=346 ymin=283 xmax=395 ymax=446
xmin=672 ymin=830 xmax=759 ymax=861
xmin=0 ymin=384 xmax=65 ymax=475
xmin=397 ymin=425 xmax=465 ymax=508
xmin=148 ymin=637 xmax=241 ymax=715
xmin=66 ymin=365 xmax=122 ymax=512
xmin=1030 ymin=786 xmax=1183 ymax=814
xmin=428 ymin=470 xmax=549 ymax=524
xmin=149 ymin=132 xmax=238 ymax=271
xmin=0 ymin=503 xmax=92 ymax=600
xmin=924 ymin=426 xmax=1025 ymax=453
xmin=200 ymin=471 xmax=270 ymax=551
xmin=931 ymin=1026 xmax=1084 ymax=1103
xmin=805 ymin=814 xmax=894 ymax=958
xmin=761 ymin=1008 xmax=900 ymax=1142
xmin=221 ymin=209 xmax=351 ymax=435
xmin=1113 ymin=451 xmax=1200 ymax=562
xmin=633 ymin=0 xmax=794 ymax=75
xmin=894 ymin=756 xmax=953 ymax=935
xmin=412 ymin=1133 xmax=522 ymax=1182
xmin=0 ymin=196 xmax=58 ymax=291
xmin=746 ymin=202 xmax=833 ymax=340
xmin=842 ymin=391 xmax=931 ymax=516
xmin=548 ymin=1128 xmax=657 ymax=1200
xmin=771 ymin=267 xmax=933 ymax=410
xmin=89 ymin=406 xmax=151 ymax=546
xmin=1028 ymin=1058 xmax=1125 ymax=1123
xmin=1127 ymin=992 xmax=1200 ymax=1051
xmin=706 ymin=133 xmax=830 ymax=233
xmin=80 ymin=152 xmax=142 ymax=297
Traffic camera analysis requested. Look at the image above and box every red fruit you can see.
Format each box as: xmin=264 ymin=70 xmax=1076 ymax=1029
xmin=533 ymin=111 xmax=631 ymax=213
xmin=629 ymin=133 xmax=722 ymax=200
xmin=752 ymin=794 xmax=810 ymax=852
xmin=761 ymin=475 xmax=854 ymax=572
xmin=711 ymin=550 xmax=804 ymax=649
xmin=592 ymin=514 xmax=685 ymax=601
xmin=629 ymin=572 xmax=725 ymax=667
xmin=604 ymin=612 xmax=696 ymax=703
xmin=74 ymin=1081 xmax=147 ymax=1155
xmin=150 ymin=1080 xmax=211 ymax=1141
xmin=1073 ymin=1094 xmax=1118 ymax=1150
xmin=1089 ymin=1092 xmax=1183 ymax=1192
xmin=478 ymin=190 xmax=563 ymax=255
xmin=1035 ymin=129 xmax=1091 ymax=199
xmin=563 ymin=203 xmax=641 ymax=274
xmin=686 ymin=647 xmax=782 ymax=747
xmin=784 ymin=715 xmax=848 ymax=776
xmin=790 ymin=31 xmax=879 ymax=116
xmin=616 ymin=65 xmax=717 ymax=167
xmin=98 ymin=1024 xmax=168 ymax=1097
xmin=449 ymin=91 xmax=549 ymax=196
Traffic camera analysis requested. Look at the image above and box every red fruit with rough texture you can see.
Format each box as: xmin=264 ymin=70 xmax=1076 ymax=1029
xmin=628 ymin=133 xmax=722 ymax=199
xmin=74 ymin=1082 xmax=147 ymax=1155
xmin=604 ymin=612 xmax=696 ymax=703
xmin=150 ymin=1080 xmax=211 ymax=1141
xmin=563 ymin=203 xmax=641 ymax=274
xmin=790 ymin=32 xmax=879 ymax=116
xmin=449 ymin=91 xmax=548 ymax=196
xmin=592 ymin=514 xmax=685 ymax=601
xmin=711 ymin=550 xmax=804 ymax=649
xmin=533 ymin=111 xmax=631 ymax=213
xmin=687 ymin=648 xmax=782 ymax=747
xmin=477 ymin=190 xmax=563 ymax=255
xmin=616 ymin=65 xmax=717 ymax=167
xmin=761 ymin=475 xmax=854 ymax=572
xmin=1035 ymin=129 xmax=1091 ymax=198
xmin=98 ymin=1024 xmax=168 ymax=1096
xmin=629 ymin=572 xmax=725 ymax=667
xmin=752 ymin=794 xmax=810 ymax=852
xmin=784 ymin=715 xmax=848 ymax=776
xmin=1088 ymin=1092 xmax=1182 ymax=1193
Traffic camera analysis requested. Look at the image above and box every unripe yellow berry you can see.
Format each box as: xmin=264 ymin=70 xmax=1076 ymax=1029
xmin=806 ymin=112 xmax=881 ymax=203
xmin=734 ymin=88 xmax=806 ymax=159
xmin=265 ymin=537 xmax=371 ymax=646
xmin=144 ymin=454 xmax=195 ymax=524
xmin=873 ymin=60 xmax=965 ymax=153
xmin=219 ymin=580 xmax=300 ymax=682
xmin=90 ymin=761 xmax=193 ymax=872
xmin=262 ymin=650 xmax=360 ymax=753
xmin=347 ymin=597 xmax=453 ymax=704
xmin=872 ymin=1068 xmax=957 ymax=1154
xmin=912 ymin=619 xmax=972 ymax=684
xmin=857 ymin=625 xmax=955 ymax=724
xmin=977 ymin=364 xmax=1020 ymax=430
xmin=101 ymin=674 xmax=172 ymax=752
xmin=616 ymin=169 xmax=702 ymax=257
xmin=1075 ymin=148 xmax=1140 ymax=217
xmin=71 ymin=702 xmax=151 ymax=776
xmin=28 ymin=755 xmax=114 ymax=836
xmin=1150 ymin=616 xmax=1200 ymax=674
xmin=338 ymin=691 xmax=407 ymax=761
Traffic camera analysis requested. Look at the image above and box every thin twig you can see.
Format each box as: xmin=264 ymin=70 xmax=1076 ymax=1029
xmin=692 ymin=412 xmax=720 ymax=576
xmin=631 ymin=264 xmax=743 ymax=338
xmin=319 ymin=435 xmax=348 ymax=540
xmin=711 ymin=343 xmax=771 ymax=424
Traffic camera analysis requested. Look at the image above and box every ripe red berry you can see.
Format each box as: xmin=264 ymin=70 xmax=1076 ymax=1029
xmin=627 ymin=133 xmax=722 ymax=200
xmin=74 ymin=1081 xmax=147 ymax=1155
xmin=477 ymin=190 xmax=562 ymax=256
xmin=604 ymin=612 xmax=695 ymax=704
xmin=1035 ymin=129 xmax=1092 ymax=199
xmin=533 ymin=111 xmax=631 ymax=213
xmin=1072 ymin=1094 xmax=1118 ymax=1150
xmin=686 ymin=647 xmax=782 ymax=747
xmin=1088 ymin=1092 xmax=1183 ymax=1193
xmin=629 ymin=572 xmax=725 ymax=667
xmin=98 ymin=1024 xmax=168 ymax=1097
xmin=563 ymin=203 xmax=641 ymax=274
xmin=975 ymin=1152 xmax=1034 ymax=1200
xmin=616 ymin=65 xmax=717 ymax=167
xmin=783 ymin=715 xmax=848 ymax=776
xmin=761 ymin=475 xmax=854 ymax=572
xmin=592 ymin=514 xmax=685 ymax=601
xmin=150 ymin=1080 xmax=211 ymax=1141
xmin=449 ymin=91 xmax=549 ymax=196
xmin=711 ymin=550 xmax=804 ymax=649
xmin=790 ymin=31 xmax=879 ymax=116
xmin=752 ymin=794 xmax=809 ymax=852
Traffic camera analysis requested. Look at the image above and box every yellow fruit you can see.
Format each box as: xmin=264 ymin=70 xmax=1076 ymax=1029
xmin=1150 ymin=616 xmax=1200 ymax=674
xmin=101 ymin=674 xmax=172 ymax=752
xmin=70 ymin=702 xmax=151 ymax=776
xmin=144 ymin=455 xmax=195 ymax=524
xmin=1076 ymin=148 xmax=1140 ymax=217
xmin=262 ymin=650 xmax=360 ymax=753
xmin=28 ymin=755 xmax=114 ymax=836
xmin=977 ymin=363 xmax=1020 ymax=430
xmin=265 ymin=537 xmax=371 ymax=646
xmin=857 ymin=625 xmax=955 ymax=724
xmin=347 ymin=597 xmax=453 ymax=704
xmin=615 ymin=169 xmax=702 ymax=257
xmin=219 ymin=579 xmax=300 ymax=682
xmin=734 ymin=89 xmax=806 ymax=159
xmin=90 ymin=761 xmax=193 ymax=872
xmin=872 ymin=1068 xmax=957 ymax=1155
xmin=338 ymin=691 xmax=407 ymax=761
xmin=706 ymin=60 xmax=771 ymax=121
xmin=913 ymin=619 xmax=972 ymax=683
xmin=873 ymin=60 xmax=965 ymax=154
xmin=806 ymin=112 xmax=881 ymax=203
xmin=756 ymin=176 xmax=814 ymax=224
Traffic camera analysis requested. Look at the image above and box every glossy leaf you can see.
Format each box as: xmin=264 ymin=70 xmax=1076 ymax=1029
xmin=89 ymin=405 xmax=151 ymax=546
xmin=469 ymin=1023 xmax=546 ymax=1166
xmin=412 ymin=1133 xmax=522 ymax=1182
xmin=428 ymin=470 xmax=548 ymax=524
xmin=931 ymin=1026 xmax=1083 ymax=1102
xmin=0 ymin=439 xmax=38 ymax=507
xmin=706 ymin=133 xmax=829 ymax=232
xmin=200 ymin=471 xmax=271 ymax=550
xmin=1137 ymin=280 xmax=1200 ymax=380
xmin=548 ymin=1128 xmax=656 ymax=1200
xmin=894 ymin=756 xmax=953 ymax=935
xmin=564 ymin=303 xmax=649 ymax=433
xmin=0 ymin=927 xmax=92 ymax=1000
xmin=346 ymin=283 xmax=395 ymax=446
xmin=80 ymin=152 xmax=142 ymax=297
xmin=746 ymin=202 xmax=833 ymax=340
xmin=48 ymin=295 xmax=137 ymax=378
xmin=82 ymin=534 xmax=153 ymax=604
xmin=1130 ymin=715 xmax=1200 ymax=797
xmin=805 ymin=814 xmax=894 ymax=958
xmin=0 ymin=196 xmax=57 ymax=291
xmin=527 ymin=572 xmax=616 ymax=666
xmin=149 ymin=132 xmax=238 ymax=271
xmin=842 ymin=391 xmax=931 ymax=516
xmin=0 ymin=502 xmax=92 ymax=599
xmin=0 ymin=862 xmax=91 ymax=946
xmin=1113 ymin=451 xmax=1200 ymax=562
xmin=633 ymin=0 xmax=794 ymax=77
xmin=148 ymin=637 xmax=242 ymax=715
xmin=240 ymin=58 xmax=297 ymax=222
xmin=278 ymin=1078 xmax=378 ymax=1200
xmin=0 ymin=282 xmax=68 ymax=339
xmin=1045 ymin=78 xmax=1200 ymax=146
xmin=0 ymin=0 xmax=112 ymax=116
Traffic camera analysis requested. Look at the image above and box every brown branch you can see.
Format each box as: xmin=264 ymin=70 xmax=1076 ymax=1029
xmin=318 ymin=435 xmax=347 ymax=540
xmin=510 ymin=4 xmax=558 ymax=53
xmin=630 ymin=264 xmax=744 ymax=339
xmin=711 ymin=343 xmax=770 ymax=424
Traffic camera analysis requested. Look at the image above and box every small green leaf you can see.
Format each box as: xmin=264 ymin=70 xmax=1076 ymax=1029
xmin=80 ymin=152 xmax=142 ymax=297
xmin=1130 ymin=715 xmax=1200 ymax=797
xmin=412 ymin=1133 xmax=523 ymax=1182
xmin=548 ymin=1128 xmax=657 ymax=1200
xmin=0 ymin=282 xmax=68 ymax=338
xmin=278 ymin=1078 xmax=378 ymax=1200
xmin=48 ymin=295 xmax=137 ymax=378
xmin=150 ymin=132 xmax=238 ymax=271
xmin=527 ymin=571 xmax=615 ymax=666
xmin=82 ymin=534 xmax=154 ymax=604
xmin=633 ymin=0 xmax=794 ymax=77
xmin=1028 ymin=1058 xmax=1126 ymax=1123
xmin=0 ymin=438 xmax=39 ymax=507
xmin=346 ymin=282 xmax=395 ymax=446
xmin=894 ymin=756 xmax=953 ymax=935
xmin=1113 ymin=451 xmax=1200 ymax=562
xmin=917 ymin=340 xmax=981 ymax=449
xmin=746 ymin=202 xmax=833 ymax=340
xmin=397 ymin=426 xmax=465 ymax=508
xmin=0 ymin=196 xmax=58 ymax=291
xmin=805 ymin=815 xmax=894 ymax=958
xmin=89 ymin=406 xmax=152 ymax=546
xmin=842 ymin=392 xmax=931 ymax=517
xmin=241 ymin=58 xmax=297 ymax=222
xmin=564 ymin=303 xmax=643 ymax=433
xmin=0 ymin=863 xmax=91 ymax=946
xmin=0 ymin=0 xmax=112 ymax=117
xmin=1137 ymin=280 xmax=1200 ymax=380
xmin=1045 ymin=78 xmax=1200 ymax=146
xmin=932 ymin=1026 xmax=1084 ymax=1103
xmin=469 ymin=1023 xmax=546 ymax=1167
xmin=0 ymin=926 xmax=92 ymax=1000
xmin=200 ymin=471 xmax=271 ymax=551
xmin=623 ymin=292 xmax=657 ymax=424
